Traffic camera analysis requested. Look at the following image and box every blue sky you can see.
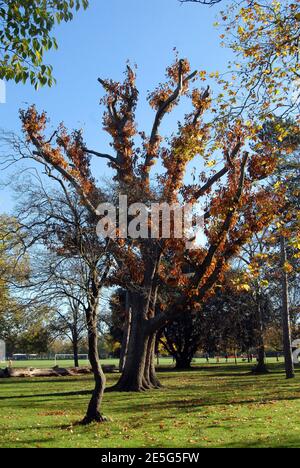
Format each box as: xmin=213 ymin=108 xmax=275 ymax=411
xmin=0 ymin=0 xmax=230 ymax=213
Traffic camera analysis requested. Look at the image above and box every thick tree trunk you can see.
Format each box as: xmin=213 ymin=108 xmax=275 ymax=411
xmin=175 ymin=355 xmax=193 ymax=370
xmin=253 ymin=297 xmax=268 ymax=374
xmin=81 ymin=312 xmax=106 ymax=425
xmin=280 ymin=236 xmax=295 ymax=379
xmin=112 ymin=291 xmax=163 ymax=392
xmin=111 ymin=292 xmax=148 ymax=392
xmin=114 ymin=324 xmax=148 ymax=391
xmin=112 ymin=285 xmax=164 ymax=393
xmin=143 ymin=333 xmax=162 ymax=388
xmin=254 ymin=345 xmax=268 ymax=374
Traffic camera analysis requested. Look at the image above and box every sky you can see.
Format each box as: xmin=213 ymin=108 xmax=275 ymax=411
xmin=0 ymin=0 xmax=230 ymax=214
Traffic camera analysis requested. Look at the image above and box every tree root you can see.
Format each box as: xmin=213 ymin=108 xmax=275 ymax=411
xmin=80 ymin=412 xmax=108 ymax=425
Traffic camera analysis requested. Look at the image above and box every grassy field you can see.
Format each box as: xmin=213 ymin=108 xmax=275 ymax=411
xmin=3 ymin=356 xmax=284 ymax=369
xmin=0 ymin=361 xmax=300 ymax=448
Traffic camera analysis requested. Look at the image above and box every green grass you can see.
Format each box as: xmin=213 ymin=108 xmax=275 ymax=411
xmin=0 ymin=362 xmax=300 ymax=448
xmin=4 ymin=356 xmax=284 ymax=369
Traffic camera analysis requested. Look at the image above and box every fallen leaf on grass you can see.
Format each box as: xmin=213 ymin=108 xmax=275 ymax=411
xmin=38 ymin=410 xmax=67 ymax=417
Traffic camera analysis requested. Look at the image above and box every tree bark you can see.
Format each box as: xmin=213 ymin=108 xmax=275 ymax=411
xmin=112 ymin=292 xmax=162 ymax=392
xmin=253 ymin=296 xmax=268 ymax=374
xmin=72 ymin=331 xmax=79 ymax=368
xmin=113 ymin=313 xmax=149 ymax=392
xmin=81 ymin=310 xmax=106 ymax=424
xmin=280 ymin=236 xmax=295 ymax=379
xmin=254 ymin=345 xmax=268 ymax=374
xmin=119 ymin=305 xmax=132 ymax=373
xmin=111 ymin=292 xmax=147 ymax=391
xmin=175 ymin=355 xmax=193 ymax=370
xmin=143 ymin=333 xmax=162 ymax=388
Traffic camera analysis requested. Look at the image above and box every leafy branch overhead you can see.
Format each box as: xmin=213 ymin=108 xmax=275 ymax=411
xmin=0 ymin=0 xmax=89 ymax=88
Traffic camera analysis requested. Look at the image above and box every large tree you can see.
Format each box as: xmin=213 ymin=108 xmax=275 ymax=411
xmin=0 ymin=0 xmax=88 ymax=87
xmin=8 ymin=56 xmax=287 ymax=398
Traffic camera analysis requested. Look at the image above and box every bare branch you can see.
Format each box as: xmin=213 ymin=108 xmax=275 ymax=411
xmin=83 ymin=148 xmax=117 ymax=165
xmin=143 ymin=60 xmax=197 ymax=177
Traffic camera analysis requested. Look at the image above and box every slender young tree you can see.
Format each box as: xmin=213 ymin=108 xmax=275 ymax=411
xmin=6 ymin=175 xmax=111 ymax=423
xmin=49 ymin=280 xmax=87 ymax=369
xmin=262 ymin=119 xmax=299 ymax=377
xmin=280 ymin=235 xmax=295 ymax=379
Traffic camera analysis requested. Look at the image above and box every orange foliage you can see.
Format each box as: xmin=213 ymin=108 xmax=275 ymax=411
xmin=19 ymin=58 xmax=288 ymax=323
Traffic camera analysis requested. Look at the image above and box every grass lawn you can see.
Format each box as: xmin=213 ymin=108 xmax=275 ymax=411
xmin=4 ymin=356 xmax=285 ymax=369
xmin=0 ymin=362 xmax=299 ymax=448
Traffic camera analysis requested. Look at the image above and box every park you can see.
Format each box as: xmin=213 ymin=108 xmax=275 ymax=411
xmin=0 ymin=0 xmax=299 ymax=452
xmin=1 ymin=358 xmax=300 ymax=448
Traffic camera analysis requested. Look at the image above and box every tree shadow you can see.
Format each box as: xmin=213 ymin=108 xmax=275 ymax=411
xmin=0 ymin=377 xmax=92 ymax=385
xmin=2 ymin=438 xmax=57 ymax=448
xmin=117 ymin=393 xmax=300 ymax=414
xmin=0 ymin=389 xmax=92 ymax=401
xmin=214 ymin=435 xmax=300 ymax=449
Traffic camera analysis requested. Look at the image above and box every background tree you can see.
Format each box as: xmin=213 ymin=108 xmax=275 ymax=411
xmin=0 ymin=215 xmax=30 ymax=345
xmin=4 ymin=173 xmax=111 ymax=424
xmin=183 ymin=0 xmax=300 ymax=122
xmin=274 ymin=127 xmax=299 ymax=378
xmin=0 ymin=0 xmax=89 ymax=87
xmin=199 ymin=280 xmax=268 ymax=361
xmin=162 ymin=311 xmax=203 ymax=370
xmin=0 ymin=302 xmax=52 ymax=355
xmin=237 ymin=231 xmax=278 ymax=373
xmin=49 ymin=286 xmax=87 ymax=368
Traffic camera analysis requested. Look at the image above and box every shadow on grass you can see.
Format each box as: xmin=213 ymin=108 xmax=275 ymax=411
xmin=114 ymin=392 xmax=300 ymax=414
xmin=157 ymin=363 xmax=291 ymax=376
xmin=0 ymin=377 xmax=93 ymax=386
xmin=2 ymin=422 xmax=84 ymax=433
xmin=0 ymin=389 xmax=92 ymax=401
xmin=216 ymin=436 xmax=300 ymax=449
xmin=2 ymin=437 xmax=59 ymax=448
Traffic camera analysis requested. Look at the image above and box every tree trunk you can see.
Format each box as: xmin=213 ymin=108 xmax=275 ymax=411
xmin=253 ymin=297 xmax=268 ymax=374
xmin=143 ymin=333 xmax=162 ymax=388
xmin=254 ymin=345 xmax=268 ymax=374
xmin=175 ymin=355 xmax=193 ymax=370
xmin=119 ymin=306 xmax=132 ymax=373
xmin=112 ymin=290 xmax=163 ymax=392
xmin=113 ymin=298 xmax=149 ymax=392
xmin=112 ymin=284 xmax=165 ymax=393
xmin=72 ymin=332 xmax=79 ymax=368
xmin=280 ymin=236 xmax=295 ymax=379
xmin=81 ymin=311 xmax=106 ymax=424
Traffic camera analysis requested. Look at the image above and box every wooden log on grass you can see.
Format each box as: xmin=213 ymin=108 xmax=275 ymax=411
xmin=0 ymin=365 xmax=117 ymax=378
xmin=1 ymin=366 xmax=93 ymax=378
